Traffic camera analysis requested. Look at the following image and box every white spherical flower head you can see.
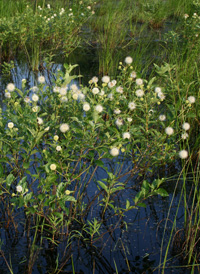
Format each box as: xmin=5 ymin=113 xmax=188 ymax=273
xmin=16 ymin=185 xmax=23 ymax=193
xmin=102 ymin=76 xmax=110 ymax=83
xmin=130 ymin=71 xmax=136 ymax=78
xmin=59 ymin=87 xmax=67 ymax=96
xmin=83 ymin=103 xmax=90 ymax=111
xmin=128 ymin=101 xmax=136 ymax=110
xmin=181 ymin=132 xmax=189 ymax=139
xmin=92 ymin=87 xmax=99 ymax=95
xmin=91 ymin=76 xmax=98 ymax=83
xmin=116 ymin=86 xmax=124 ymax=94
xmin=37 ymin=117 xmax=43 ymax=125
xmin=70 ymin=84 xmax=78 ymax=91
xmin=115 ymin=118 xmax=123 ymax=126
xmin=56 ymin=146 xmax=62 ymax=151
xmin=60 ymin=96 xmax=68 ymax=102
xmin=123 ymin=132 xmax=131 ymax=139
xmin=127 ymin=117 xmax=133 ymax=122
xmin=136 ymin=78 xmax=143 ymax=86
xmin=53 ymin=86 xmax=60 ymax=93
xmin=125 ymin=56 xmax=133 ymax=64
xmin=31 ymin=86 xmax=39 ymax=92
xmin=110 ymin=147 xmax=119 ymax=157
xmin=24 ymin=96 xmax=30 ymax=103
xmin=32 ymin=106 xmax=39 ymax=112
xmin=5 ymin=92 xmax=11 ymax=98
xmin=38 ymin=76 xmax=45 ymax=84
xmin=50 ymin=164 xmax=57 ymax=171
xmin=65 ymin=190 xmax=71 ymax=195
xmin=114 ymin=109 xmax=121 ymax=114
xmin=78 ymin=93 xmax=85 ymax=101
xmin=60 ymin=123 xmax=69 ymax=133
xmin=99 ymin=90 xmax=105 ymax=96
xmin=45 ymin=126 xmax=50 ymax=131
xmin=54 ymin=135 xmax=59 ymax=141
xmin=159 ymin=115 xmax=166 ymax=121
xmin=179 ymin=150 xmax=188 ymax=159
xmin=72 ymin=93 xmax=78 ymax=100
xmin=8 ymin=122 xmax=14 ymax=129
xmin=165 ymin=126 xmax=174 ymax=135
xmin=135 ymin=89 xmax=144 ymax=97
xmin=32 ymin=93 xmax=39 ymax=102
xmin=108 ymin=80 xmax=117 ymax=88
xmin=157 ymin=91 xmax=165 ymax=100
xmin=155 ymin=87 xmax=161 ymax=93
xmin=182 ymin=122 xmax=190 ymax=131
xmin=95 ymin=105 xmax=103 ymax=113
xmin=107 ymin=93 xmax=113 ymax=100
xmin=187 ymin=96 xmax=195 ymax=104
xmin=6 ymin=83 xmax=15 ymax=92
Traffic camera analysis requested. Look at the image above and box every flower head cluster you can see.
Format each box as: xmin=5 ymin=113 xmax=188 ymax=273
xmin=60 ymin=123 xmax=69 ymax=133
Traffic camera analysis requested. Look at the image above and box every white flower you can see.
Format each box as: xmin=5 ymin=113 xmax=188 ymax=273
xmin=95 ymin=105 xmax=103 ymax=113
xmin=128 ymin=101 xmax=136 ymax=110
xmin=45 ymin=126 xmax=50 ymax=131
xmin=182 ymin=122 xmax=190 ymax=131
xmin=60 ymin=123 xmax=69 ymax=133
xmin=38 ymin=76 xmax=45 ymax=84
xmin=115 ymin=118 xmax=123 ymax=126
xmin=125 ymin=56 xmax=133 ymax=64
xmin=65 ymin=190 xmax=71 ymax=195
xmin=179 ymin=150 xmax=188 ymax=159
xmin=110 ymin=147 xmax=119 ymax=157
xmin=116 ymin=86 xmax=124 ymax=94
xmin=47 ymin=4 xmax=50 ymax=8
xmin=32 ymin=93 xmax=39 ymax=102
xmin=136 ymin=78 xmax=143 ymax=86
xmin=50 ymin=164 xmax=57 ymax=170
xmin=32 ymin=106 xmax=39 ymax=112
xmin=92 ymin=87 xmax=99 ymax=95
xmin=5 ymin=92 xmax=11 ymax=98
xmin=157 ymin=91 xmax=165 ymax=100
xmin=60 ymin=96 xmax=68 ymax=102
xmin=72 ymin=93 xmax=78 ymax=100
xmin=114 ymin=109 xmax=121 ymax=114
xmin=155 ymin=87 xmax=161 ymax=93
xmin=6 ymin=83 xmax=15 ymax=92
xmin=165 ymin=127 xmax=174 ymax=135
xmin=78 ymin=93 xmax=85 ymax=100
xmin=16 ymin=185 xmax=23 ymax=193
xmin=99 ymin=90 xmax=105 ymax=96
xmin=22 ymin=78 xmax=26 ymax=83
xmin=181 ymin=132 xmax=189 ymax=139
xmin=135 ymin=89 xmax=144 ymax=97
xmin=159 ymin=115 xmax=166 ymax=121
xmin=127 ymin=117 xmax=132 ymax=122
xmin=37 ymin=117 xmax=43 ymax=125
xmin=31 ymin=86 xmax=39 ymax=92
xmin=56 ymin=146 xmax=62 ymax=151
xmin=59 ymin=87 xmax=67 ymax=96
xmin=8 ymin=122 xmax=14 ymax=129
xmin=187 ymin=96 xmax=195 ymax=104
xmin=123 ymin=132 xmax=131 ymax=139
xmin=184 ymin=14 xmax=189 ymax=19
xmin=54 ymin=135 xmax=59 ymax=141
xmin=70 ymin=84 xmax=78 ymax=91
xmin=53 ymin=86 xmax=60 ymax=93
xmin=130 ymin=71 xmax=136 ymax=78
xmin=24 ymin=96 xmax=30 ymax=103
xmin=91 ymin=76 xmax=98 ymax=83
xmin=107 ymin=93 xmax=113 ymax=100
xmin=108 ymin=80 xmax=117 ymax=88
xmin=83 ymin=103 xmax=90 ymax=111
xmin=102 ymin=76 xmax=110 ymax=83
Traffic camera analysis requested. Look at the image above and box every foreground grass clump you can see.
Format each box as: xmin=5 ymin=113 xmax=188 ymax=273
xmin=0 ymin=58 xmax=197 ymax=272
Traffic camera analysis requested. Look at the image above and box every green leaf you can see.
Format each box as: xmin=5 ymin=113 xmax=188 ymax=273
xmin=97 ymin=180 xmax=108 ymax=192
xmin=6 ymin=174 xmax=15 ymax=187
xmin=0 ymin=164 xmax=3 ymax=177
xmin=137 ymin=202 xmax=147 ymax=208
xmin=94 ymin=160 xmax=104 ymax=168
xmin=155 ymin=188 xmax=169 ymax=197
